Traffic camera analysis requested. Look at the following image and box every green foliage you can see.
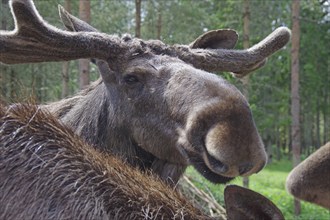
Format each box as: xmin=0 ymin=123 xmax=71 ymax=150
xmin=186 ymin=159 xmax=330 ymax=220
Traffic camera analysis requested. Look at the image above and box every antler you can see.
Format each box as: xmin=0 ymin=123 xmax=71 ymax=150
xmin=173 ymin=27 xmax=291 ymax=77
xmin=0 ymin=0 xmax=126 ymax=64
xmin=2 ymin=0 xmax=290 ymax=78
xmin=59 ymin=4 xmax=290 ymax=78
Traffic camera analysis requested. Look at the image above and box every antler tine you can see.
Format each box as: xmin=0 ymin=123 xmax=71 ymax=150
xmin=0 ymin=0 xmax=125 ymax=65
xmin=175 ymin=27 xmax=291 ymax=77
xmin=58 ymin=5 xmax=98 ymax=33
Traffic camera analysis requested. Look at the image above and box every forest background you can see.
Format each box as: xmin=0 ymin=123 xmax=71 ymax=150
xmin=0 ymin=0 xmax=329 ymax=219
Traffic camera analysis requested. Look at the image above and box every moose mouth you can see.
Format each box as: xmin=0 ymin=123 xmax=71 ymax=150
xmin=133 ymin=140 xmax=234 ymax=184
xmin=187 ymin=151 xmax=235 ymax=184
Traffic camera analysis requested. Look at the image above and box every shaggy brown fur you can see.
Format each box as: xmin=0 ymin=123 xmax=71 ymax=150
xmin=1 ymin=0 xmax=291 ymax=185
xmin=286 ymin=142 xmax=330 ymax=209
xmin=0 ymin=104 xmax=212 ymax=220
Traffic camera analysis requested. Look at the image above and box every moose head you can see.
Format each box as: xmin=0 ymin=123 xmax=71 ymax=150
xmin=286 ymin=142 xmax=330 ymax=210
xmin=0 ymin=0 xmax=291 ymax=184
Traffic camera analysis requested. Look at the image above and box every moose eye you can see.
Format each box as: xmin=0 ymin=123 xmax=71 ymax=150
xmin=123 ymin=74 xmax=139 ymax=85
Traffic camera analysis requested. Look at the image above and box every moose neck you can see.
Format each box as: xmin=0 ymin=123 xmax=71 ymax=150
xmin=45 ymin=80 xmax=186 ymax=183
xmin=46 ymin=80 xmax=154 ymax=168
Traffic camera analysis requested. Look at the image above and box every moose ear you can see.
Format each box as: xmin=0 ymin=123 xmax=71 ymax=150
xmin=224 ymin=185 xmax=284 ymax=220
xmin=189 ymin=29 xmax=238 ymax=49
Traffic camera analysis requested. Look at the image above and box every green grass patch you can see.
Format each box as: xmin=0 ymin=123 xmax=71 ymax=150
xmin=185 ymin=159 xmax=330 ymax=220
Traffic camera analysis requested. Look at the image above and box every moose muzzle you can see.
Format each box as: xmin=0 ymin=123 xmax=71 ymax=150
xmin=184 ymin=98 xmax=267 ymax=180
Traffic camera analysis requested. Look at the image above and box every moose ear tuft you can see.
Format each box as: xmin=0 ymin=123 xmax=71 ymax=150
xmin=189 ymin=29 xmax=238 ymax=49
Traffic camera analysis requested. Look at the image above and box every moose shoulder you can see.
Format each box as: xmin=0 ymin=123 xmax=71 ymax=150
xmin=0 ymin=104 xmax=213 ymax=220
xmin=0 ymin=0 xmax=291 ymax=185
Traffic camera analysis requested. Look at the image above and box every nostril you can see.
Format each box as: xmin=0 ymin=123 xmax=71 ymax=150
xmin=239 ymin=163 xmax=254 ymax=175
xmin=207 ymin=154 xmax=229 ymax=174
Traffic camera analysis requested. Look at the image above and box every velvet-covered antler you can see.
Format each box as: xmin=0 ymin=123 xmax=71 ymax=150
xmin=59 ymin=5 xmax=290 ymax=78
xmin=0 ymin=0 xmax=127 ymax=64
xmin=2 ymin=0 xmax=290 ymax=79
xmin=171 ymin=27 xmax=291 ymax=77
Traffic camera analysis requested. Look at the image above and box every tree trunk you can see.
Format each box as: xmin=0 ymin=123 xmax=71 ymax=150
xmin=291 ymin=0 xmax=301 ymax=216
xmin=0 ymin=65 xmax=6 ymax=100
xmin=242 ymin=0 xmax=250 ymax=189
xmin=324 ymin=92 xmax=329 ymax=144
xmin=31 ymin=64 xmax=42 ymax=103
xmin=62 ymin=0 xmax=71 ymax=98
xmin=0 ymin=0 xmax=17 ymax=101
xmin=79 ymin=0 xmax=91 ymax=89
xmin=316 ymin=99 xmax=320 ymax=148
xmin=156 ymin=1 xmax=162 ymax=40
xmin=9 ymin=69 xmax=16 ymax=101
xmin=62 ymin=61 xmax=70 ymax=98
xmin=135 ymin=0 xmax=141 ymax=38
xmin=1 ymin=0 xmax=8 ymax=101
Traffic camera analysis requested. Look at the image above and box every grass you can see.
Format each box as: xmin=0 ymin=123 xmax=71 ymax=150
xmin=185 ymin=159 xmax=330 ymax=220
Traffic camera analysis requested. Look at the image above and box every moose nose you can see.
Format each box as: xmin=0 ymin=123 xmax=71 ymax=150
xmin=238 ymin=163 xmax=254 ymax=175
xmin=206 ymin=153 xmax=229 ymax=174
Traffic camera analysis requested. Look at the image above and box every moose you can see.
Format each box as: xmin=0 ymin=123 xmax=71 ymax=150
xmin=0 ymin=103 xmax=285 ymax=219
xmin=286 ymin=142 xmax=330 ymax=210
xmin=0 ymin=0 xmax=290 ymax=185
